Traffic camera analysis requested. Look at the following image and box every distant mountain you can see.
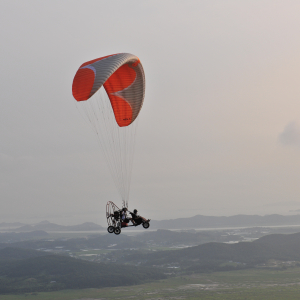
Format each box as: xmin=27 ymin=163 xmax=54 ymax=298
xmin=12 ymin=222 xmax=104 ymax=232
xmin=7 ymin=213 xmax=300 ymax=233
xmin=151 ymin=214 xmax=300 ymax=229
xmin=0 ymin=231 xmax=145 ymax=251
xmin=0 ymin=222 xmax=25 ymax=228
xmin=125 ymin=232 xmax=300 ymax=272
xmin=36 ymin=220 xmax=51 ymax=225
xmin=66 ymin=222 xmax=105 ymax=231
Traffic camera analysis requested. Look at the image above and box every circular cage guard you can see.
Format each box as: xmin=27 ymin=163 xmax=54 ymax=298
xmin=106 ymin=201 xmax=121 ymax=227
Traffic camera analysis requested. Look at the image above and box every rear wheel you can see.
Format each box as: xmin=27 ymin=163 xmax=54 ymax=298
xmin=107 ymin=226 xmax=114 ymax=233
xmin=114 ymin=227 xmax=121 ymax=235
xmin=142 ymin=222 xmax=150 ymax=229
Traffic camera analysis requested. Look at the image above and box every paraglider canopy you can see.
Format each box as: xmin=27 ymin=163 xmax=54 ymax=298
xmin=72 ymin=53 xmax=145 ymax=127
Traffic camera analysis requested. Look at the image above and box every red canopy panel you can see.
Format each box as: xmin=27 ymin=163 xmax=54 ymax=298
xmin=72 ymin=53 xmax=145 ymax=127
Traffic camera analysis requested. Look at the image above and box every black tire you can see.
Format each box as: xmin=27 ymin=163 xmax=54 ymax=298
xmin=114 ymin=227 xmax=121 ymax=235
xmin=142 ymin=222 xmax=150 ymax=229
xmin=107 ymin=226 xmax=114 ymax=233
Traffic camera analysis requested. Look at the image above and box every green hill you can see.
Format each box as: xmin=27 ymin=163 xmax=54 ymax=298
xmin=123 ymin=232 xmax=300 ymax=272
xmin=0 ymin=248 xmax=165 ymax=294
xmin=0 ymin=247 xmax=49 ymax=260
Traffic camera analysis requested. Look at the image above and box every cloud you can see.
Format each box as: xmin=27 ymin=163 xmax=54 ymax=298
xmin=278 ymin=122 xmax=300 ymax=147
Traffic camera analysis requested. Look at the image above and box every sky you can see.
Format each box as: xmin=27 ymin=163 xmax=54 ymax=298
xmin=1 ymin=0 xmax=300 ymax=225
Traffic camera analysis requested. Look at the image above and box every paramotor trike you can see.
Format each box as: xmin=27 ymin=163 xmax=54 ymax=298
xmin=106 ymin=201 xmax=150 ymax=235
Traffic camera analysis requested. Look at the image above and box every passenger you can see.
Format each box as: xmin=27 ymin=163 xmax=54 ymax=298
xmin=121 ymin=207 xmax=130 ymax=226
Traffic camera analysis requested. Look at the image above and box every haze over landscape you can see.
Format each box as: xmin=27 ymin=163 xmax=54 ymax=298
xmin=2 ymin=2 xmax=300 ymax=299
xmin=1 ymin=1 xmax=300 ymax=225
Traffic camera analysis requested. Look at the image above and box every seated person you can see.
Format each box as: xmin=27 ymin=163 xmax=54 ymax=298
xmin=121 ymin=207 xmax=130 ymax=226
xmin=129 ymin=209 xmax=149 ymax=226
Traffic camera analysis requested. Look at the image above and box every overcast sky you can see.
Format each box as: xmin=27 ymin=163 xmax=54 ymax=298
xmin=1 ymin=0 xmax=300 ymax=225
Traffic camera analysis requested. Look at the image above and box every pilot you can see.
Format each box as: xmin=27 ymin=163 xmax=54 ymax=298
xmin=130 ymin=209 xmax=149 ymax=225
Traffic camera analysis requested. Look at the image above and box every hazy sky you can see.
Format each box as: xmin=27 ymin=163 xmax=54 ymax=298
xmin=1 ymin=0 xmax=300 ymax=225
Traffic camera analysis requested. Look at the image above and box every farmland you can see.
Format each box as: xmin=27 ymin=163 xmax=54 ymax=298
xmin=2 ymin=267 xmax=300 ymax=300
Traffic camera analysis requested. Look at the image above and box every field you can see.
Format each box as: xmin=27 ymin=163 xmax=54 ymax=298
xmin=2 ymin=267 xmax=300 ymax=300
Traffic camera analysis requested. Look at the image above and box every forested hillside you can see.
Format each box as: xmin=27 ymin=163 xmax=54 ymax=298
xmin=0 ymin=248 xmax=165 ymax=294
xmin=123 ymin=232 xmax=300 ymax=272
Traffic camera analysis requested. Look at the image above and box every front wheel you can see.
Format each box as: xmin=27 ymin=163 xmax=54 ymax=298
xmin=114 ymin=227 xmax=121 ymax=235
xmin=107 ymin=226 xmax=114 ymax=233
xmin=142 ymin=222 xmax=150 ymax=229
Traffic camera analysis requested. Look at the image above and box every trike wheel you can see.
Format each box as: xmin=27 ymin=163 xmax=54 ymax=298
xmin=142 ymin=222 xmax=150 ymax=229
xmin=114 ymin=227 xmax=121 ymax=235
xmin=107 ymin=226 xmax=114 ymax=233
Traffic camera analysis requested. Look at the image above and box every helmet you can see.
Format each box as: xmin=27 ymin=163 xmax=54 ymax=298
xmin=133 ymin=209 xmax=138 ymax=214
